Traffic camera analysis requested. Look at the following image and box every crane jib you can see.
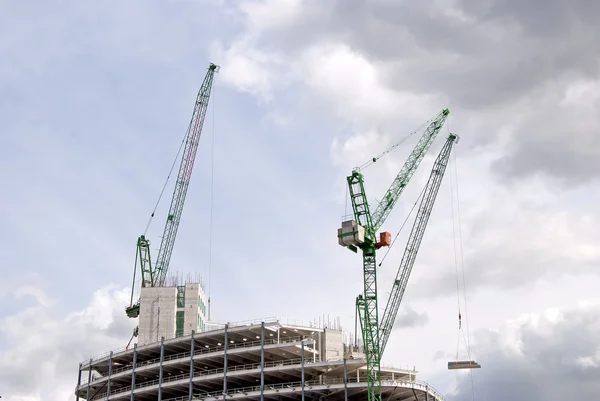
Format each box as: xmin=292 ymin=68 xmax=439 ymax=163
xmin=379 ymin=133 xmax=458 ymax=355
xmin=126 ymin=63 xmax=219 ymax=319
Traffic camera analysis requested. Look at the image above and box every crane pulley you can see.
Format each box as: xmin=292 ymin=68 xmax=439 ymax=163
xmin=126 ymin=63 xmax=219 ymax=319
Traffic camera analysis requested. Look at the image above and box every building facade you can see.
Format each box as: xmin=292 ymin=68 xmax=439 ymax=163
xmin=75 ymin=319 xmax=444 ymax=401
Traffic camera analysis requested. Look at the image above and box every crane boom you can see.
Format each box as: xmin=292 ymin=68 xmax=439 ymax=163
xmin=369 ymin=109 xmax=449 ymax=236
xmin=126 ymin=62 xmax=219 ymax=319
xmin=379 ymin=134 xmax=458 ymax=354
xmin=153 ymin=63 xmax=218 ymax=287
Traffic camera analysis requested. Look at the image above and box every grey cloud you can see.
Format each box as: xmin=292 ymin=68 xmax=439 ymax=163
xmin=394 ymin=305 xmax=430 ymax=328
xmin=258 ymin=0 xmax=600 ymax=108
xmin=370 ymin=1 xmax=599 ymax=109
xmin=491 ymin=93 xmax=600 ymax=184
xmin=449 ymin=302 xmax=600 ymax=400
xmin=231 ymin=0 xmax=600 ymax=183
xmin=459 ymin=0 xmax=600 ymax=35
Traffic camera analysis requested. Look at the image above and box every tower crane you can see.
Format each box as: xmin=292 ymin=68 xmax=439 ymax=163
xmin=337 ymin=109 xmax=450 ymax=401
xmin=126 ymin=63 xmax=219 ymax=319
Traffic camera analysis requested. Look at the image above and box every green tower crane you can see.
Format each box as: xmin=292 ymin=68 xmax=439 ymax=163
xmin=126 ymin=63 xmax=219 ymax=319
xmin=337 ymin=109 xmax=450 ymax=401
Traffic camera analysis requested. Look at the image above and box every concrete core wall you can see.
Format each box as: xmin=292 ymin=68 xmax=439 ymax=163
xmin=138 ymin=282 xmax=208 ymax=346
xmin=323 ymin=328 xmax=345 ymax=362
xmin=139 ymin=287 xmax=177 ymax=345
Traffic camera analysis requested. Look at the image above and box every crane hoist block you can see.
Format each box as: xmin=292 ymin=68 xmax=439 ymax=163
xmin=337 ymin=220 xmax=365 ymax=247
xmin=376 ymin=231 xmax=391 ymax=249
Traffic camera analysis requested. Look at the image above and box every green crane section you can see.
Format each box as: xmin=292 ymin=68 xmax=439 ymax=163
xmin=370 ymin=109 xmax=450 ymax=235
xmin=338 ymin=109 xmax=450 ymax=401
xmin=126 ymin=63 xmax=219 ymax=319
xmin=379 ymin=133 xmax=458 ymax=355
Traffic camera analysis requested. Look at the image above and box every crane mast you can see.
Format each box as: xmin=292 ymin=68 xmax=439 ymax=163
xmin=338 ymin=109 xmax=450 ymax=401
xmin=126 ymin=63 xmax=219 ymax=319
xmin=379 ymin=133 xmax=458 ymax=355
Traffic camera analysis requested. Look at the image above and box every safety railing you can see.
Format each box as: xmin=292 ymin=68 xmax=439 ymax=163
xmin=79 ymin=336 xmax=311 ymax=388
xmin=161 ymin=375 xmax=445 ymax=401
xmin=87 ymin=355 xmax=324 ymax=401
xmin=81 ymin=316 xmax=337 ymax=367
xmin=81 ymin=334 xmax=312 ymax=384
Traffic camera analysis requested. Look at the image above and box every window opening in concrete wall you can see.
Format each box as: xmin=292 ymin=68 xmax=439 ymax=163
xmin=177 ymin=286 xmax=186 ymax=308
xmin=176 ymin=311 xmax=185 ymax=337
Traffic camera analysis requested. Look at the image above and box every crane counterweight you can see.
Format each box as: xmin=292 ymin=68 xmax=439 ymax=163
xmin=337 ymin=220 xmax=366 ymax=248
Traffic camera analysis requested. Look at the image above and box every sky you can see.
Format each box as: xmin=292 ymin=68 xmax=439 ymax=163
xmin=1 ymin=0 xmax=600 ymax=400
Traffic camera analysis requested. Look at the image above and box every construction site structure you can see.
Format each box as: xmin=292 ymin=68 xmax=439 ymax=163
xmin=75 ymin=318 xmax=444 ymax=401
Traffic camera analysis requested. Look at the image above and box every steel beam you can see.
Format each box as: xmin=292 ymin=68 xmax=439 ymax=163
xmin=130 ymin=343 xmax=137 ymax=401
xmin=344 ymin=358 xmax=348 ymax=401
xmin=158 ymin=337 xmax=165 ymax=401
xmin=86 ymin=359 xmax=92 ymax=400
xmin=189 ymin=330 xmax=195 ymax=400
xmin=106 ymin=351 xmax=113 ymax=400
xmin=301 ymin=341 xmax=305 ymax=401
xmin=260 ymin=322 xmax=265 ymax=401
xmin=223 ymin=324 xmax=228 ymax=401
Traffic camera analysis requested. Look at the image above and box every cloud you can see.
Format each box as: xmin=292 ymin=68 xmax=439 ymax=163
xmin=210 ymin=36 xmax=288 ymax=101
xmin=410 ymin=177 xmax=600 ymax=297
xmin=0 ymin=285 xmax=136 ymax=401
xmin=492 ymin=78 xmax=600 ymax=184
xmin=3 ymin=1 xmax=600 ymax=400
xmin=449 ymin=300 xmax=600 ymax=400
xmin=394 ymin=305 xmax=430 ymax=328
xmin=214 ymin=0 xmax=600 ymax=184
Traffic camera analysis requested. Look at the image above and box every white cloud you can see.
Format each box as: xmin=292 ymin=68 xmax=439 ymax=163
xmin=297 ymin=43 xmax=433 ymax=125
xmin=0 ymin=285 xmax=136 ymax=401
xmin=576 ymin=356 xmax=598 ymax=369
xmin=14 ymin=286 xmax=54 ymax=308
xmin=239 ymin=0 xmax=305 ymax=33
xmin=211 ymin=36 xmax=284 ymax=101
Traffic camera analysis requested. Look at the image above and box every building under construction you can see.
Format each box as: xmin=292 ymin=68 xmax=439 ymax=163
xmin=74 ymin=62 xmax=476 ymax=400
xmin=75 ymin=315 xmax=444 ymax=401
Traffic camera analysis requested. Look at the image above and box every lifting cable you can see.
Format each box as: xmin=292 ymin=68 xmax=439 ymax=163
xmin=378 ymin=182 xmax=427 ymax=267
xmin=357 ymin=119 xmax=431 ymax=171
xmin=449 ymin=146 xmax=463 ymax=360
xmin=449 ymin=130 xmax=476 ymax=401
xmin=143 ymin=122 xmax=190 ymax=237
xmin=207 ymin=85 xmax=216 ymax=321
